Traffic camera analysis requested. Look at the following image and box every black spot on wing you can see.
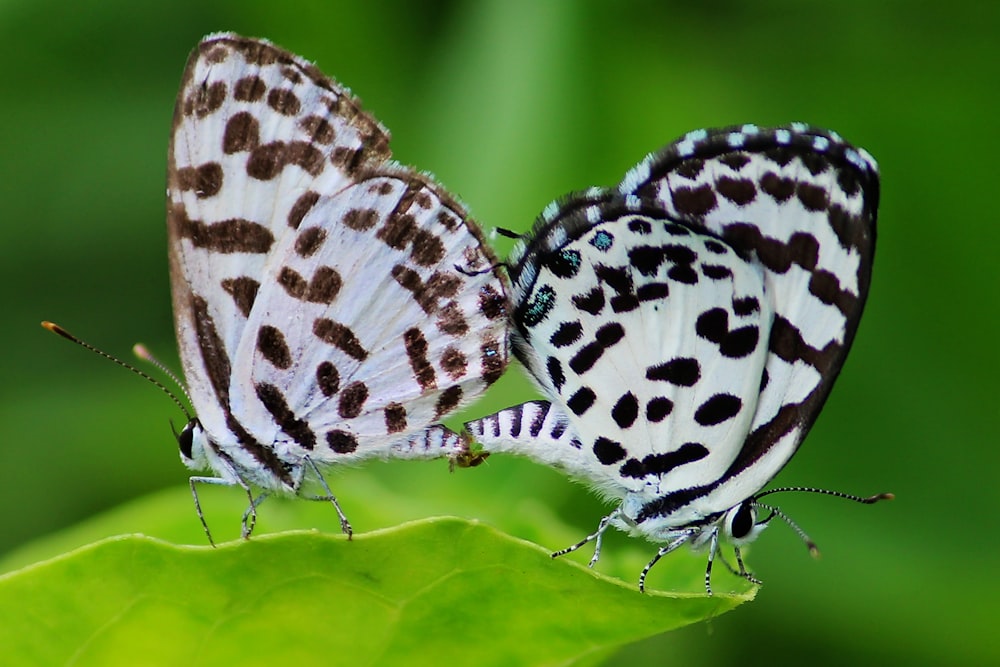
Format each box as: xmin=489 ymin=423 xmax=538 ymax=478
xmin=257 ymin=325 xmax=292 ymax=369
xmin=522 ymin=284 xmax=557 ymax=327
xmin=694 ymin=394 xmax=743 ymax=426
xmin=612 ymin=392 xmax=639 ymax=428
xmin=567 ymin=387 xmax=596 ymax=415
xmin=255 ymin=383 xmax=315 ymax=450
xmin=619 ymin=443 xmax=709 ymax=479
xmin=593 ymin=437 xmax=626 ymax=465
xmin=646 ymin=358 xmax=700 ymax=386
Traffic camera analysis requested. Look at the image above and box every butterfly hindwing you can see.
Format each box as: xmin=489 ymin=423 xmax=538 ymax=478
xmin=231 ymin=171 xmax=508 ymax=461
xmin=470 ymin=198 xmax=773 ymax=498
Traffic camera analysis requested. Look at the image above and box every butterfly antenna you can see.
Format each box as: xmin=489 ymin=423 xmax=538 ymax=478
xmin=455 ymin=228 xmax=514 ymax=276
xmin=454 ymin=262 xmax=507 ymax=278
xmin=133 ymin=343 xmax=195 ymax=409
xmin=492 ymin=227 xmax=522 ymax=240
xmin=755 ymin=486 xmax=894 ymax=505
xmin=750 ymin=488 xmax=893 ymax=558
xmin=41 ymin=321 xmax=192 ymax=421
xmin=751 ymin=500 xmax=821 ymax=557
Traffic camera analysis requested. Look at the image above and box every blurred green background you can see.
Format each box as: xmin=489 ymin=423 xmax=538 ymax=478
xmin=2 ymin=0 xmax=996 ymax=665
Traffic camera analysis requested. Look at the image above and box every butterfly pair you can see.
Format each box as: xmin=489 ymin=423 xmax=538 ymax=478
xmin=55 ymin=33 xmax=888 ymax=594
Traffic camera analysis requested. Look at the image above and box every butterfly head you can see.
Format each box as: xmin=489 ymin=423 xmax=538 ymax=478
xmin=720 ymin=499 xmax=771 ymax=546
xmin=176 ymin=418 xmax=209 ymax=471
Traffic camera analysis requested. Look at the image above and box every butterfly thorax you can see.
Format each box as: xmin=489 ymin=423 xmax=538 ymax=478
xmin=178 ymin=416 xmax=308 ymax=493
xmin=614 ymin=488 xmax=772 ymax=552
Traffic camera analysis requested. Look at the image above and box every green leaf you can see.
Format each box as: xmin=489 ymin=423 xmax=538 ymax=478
xmin=0 ymin=491 xmax=752 ymax=666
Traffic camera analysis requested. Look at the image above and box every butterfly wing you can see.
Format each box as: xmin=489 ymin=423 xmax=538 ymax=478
xmin=229 ymin=169 xmax=508 ymax=461
xmin=619 ymin=124 xmax=878 ymax=515
xmin=167 ymin=33 xmax=392 ymax=442
xmin=469 ymin=196 xmax=773 ymax=498
xmin=469 ymin=125 xmax=878 ymax=518
xmin=168 ymin=34 xmax=509 ymax=484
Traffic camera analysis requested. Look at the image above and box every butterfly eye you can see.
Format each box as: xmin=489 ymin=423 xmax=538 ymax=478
xmin=728 ymin=501 xmax=757 ymax=540
xmin=177 ymin=420 xmax=197 ymax=460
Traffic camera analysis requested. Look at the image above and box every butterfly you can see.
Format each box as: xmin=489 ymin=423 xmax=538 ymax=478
xmin=161 ymin=33 xmax=509 ymax=542
xmin=465 ymin=124 xmax=890 ymax=592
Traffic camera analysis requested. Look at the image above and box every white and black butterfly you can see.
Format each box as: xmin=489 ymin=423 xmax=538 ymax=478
xmin=164 ymin=34 xmax=508 ymax=541
xmin=465 ymin=124 xmax=889 ymax=592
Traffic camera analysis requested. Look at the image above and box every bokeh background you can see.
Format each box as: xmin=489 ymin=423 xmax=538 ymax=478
xmin=2 ymin=1 xmax=997 ymax=665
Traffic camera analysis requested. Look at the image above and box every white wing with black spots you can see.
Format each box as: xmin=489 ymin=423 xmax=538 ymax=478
xmin=466 ymin=124 xmax=878 ymax=581
xmin=617 ymin=124 xmax=878 ymax=521
xmin=474 ymin=206 xmax=777 ymax=499
xmin=167 ymin=34 xmax=510 ymax=506
xmin=231 ymin=171 xmax=508 ymax=467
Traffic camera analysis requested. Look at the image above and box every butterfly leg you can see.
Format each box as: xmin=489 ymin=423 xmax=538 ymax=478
xmin=551 ymin=510 xmax=617 ymax=568
xmin=188 ymin=474 xmax=256 ymax=545
xmin=638 ymin=532 xmax=695 ymax=593
xmin=733 ymin=545 xmax=762 ymax=586
xmin=302 ymin=455 xmax=353 ymax=539
xmin=704 ymin=531 xmax=720 ymax=596
xmin=712 ymin=543 xmax=763 ymax=591
xmin=242 ymin=492 xmax=270 ymax=536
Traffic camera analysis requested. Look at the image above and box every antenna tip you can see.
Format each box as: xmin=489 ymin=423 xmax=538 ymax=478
xmin=41 ymin=321 xmax=75 ymax=341
xmin=494 ymin=227 xmax=522 ymax=239
xmin=808 ymin=543 xmax=821 ymax=559
xmin=867 ymin=492 xmax=895 ymax=503
xmin=133 ymin=343 xmax=151 ymax=360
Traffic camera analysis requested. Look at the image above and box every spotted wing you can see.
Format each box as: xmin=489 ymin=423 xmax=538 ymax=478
xmin=229 ymin=169 xmax=508 ymax=460
xmin=168 ymin=33 xmax=510 ymax=469
xmin=618 ymin=124 xmax=878 ymax=507
xmin=468 ymin=125 xmax=878 ymax=509
xmin=167 ymin=33 xmax=393 ymax=440
xmin=468 ymin=197 xmax=773 ymax=499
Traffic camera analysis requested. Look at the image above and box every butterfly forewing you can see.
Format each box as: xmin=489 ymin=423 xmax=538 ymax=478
xmin=166 ymin=33 xmax=509 ymax=498
xmin=168 ymin=35 xmax=391 ymax=444
xmin=619 ymin=125 xmax=878 ymax=502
